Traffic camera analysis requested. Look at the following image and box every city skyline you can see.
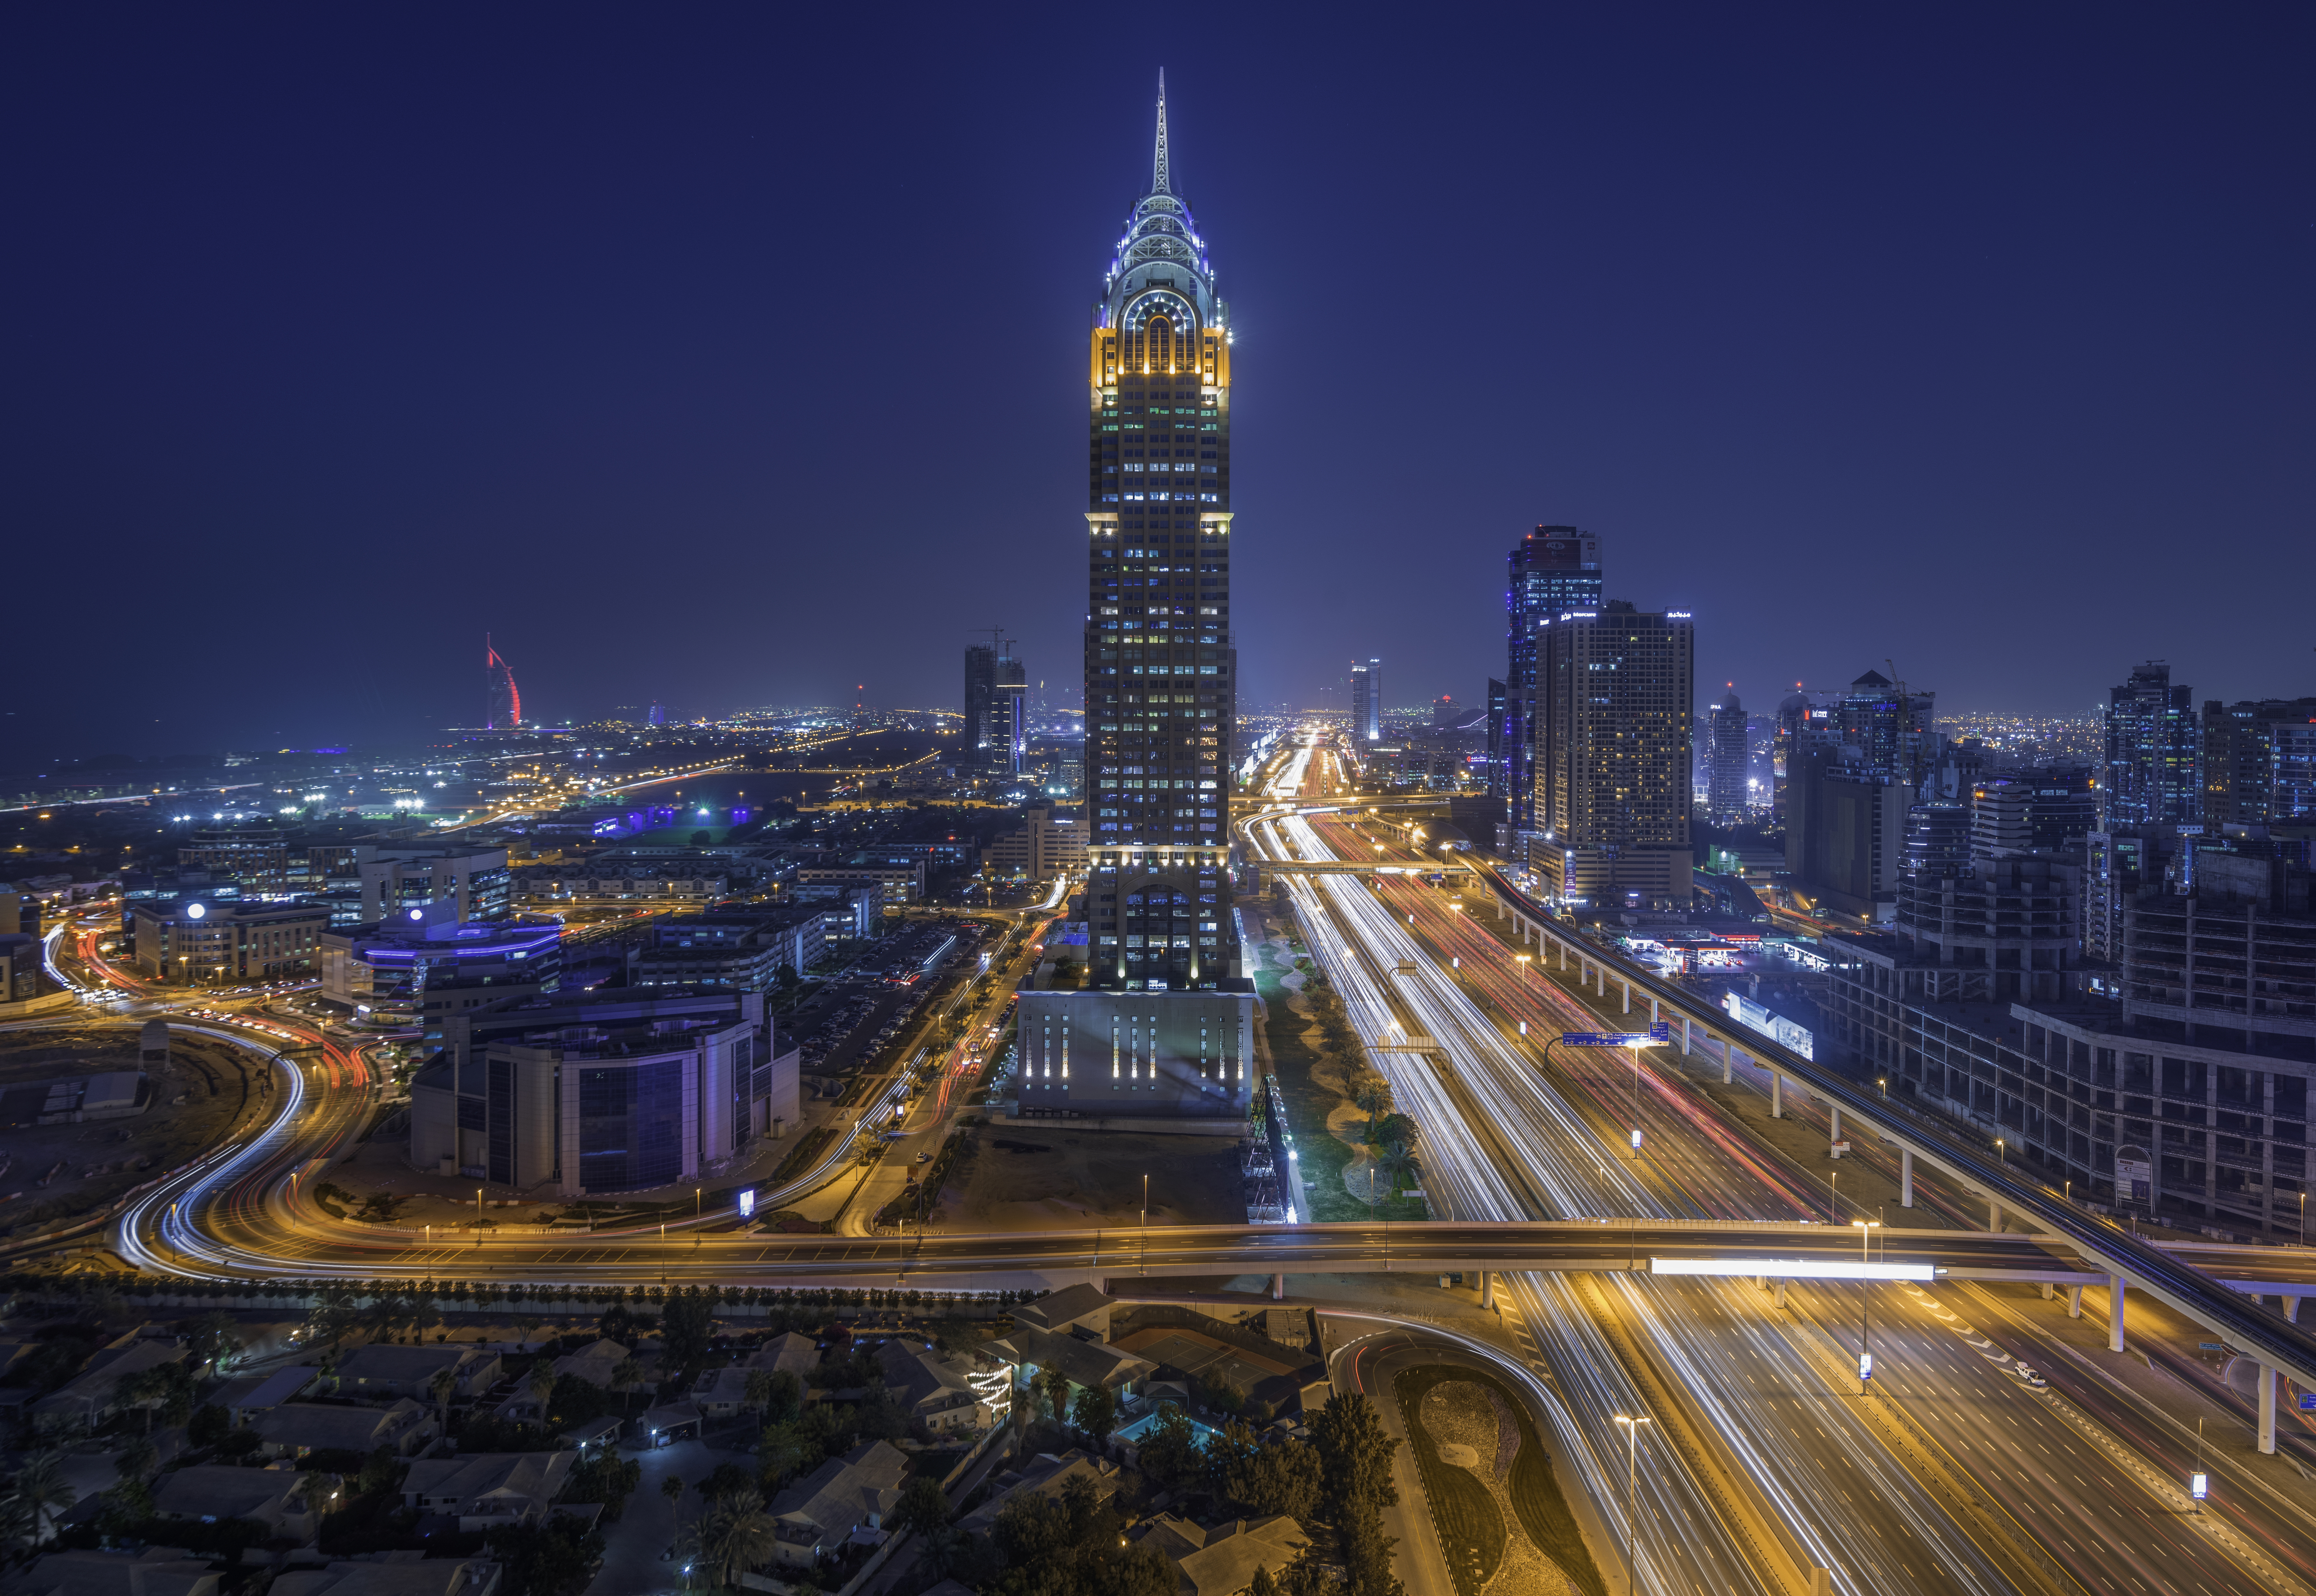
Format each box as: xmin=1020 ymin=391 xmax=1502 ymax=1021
xmin=6 ymin=9 xmax=2310 ymax=760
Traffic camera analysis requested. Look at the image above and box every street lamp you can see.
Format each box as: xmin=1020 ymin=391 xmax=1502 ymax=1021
xmin=1613 ymin=1413 xmax=1652 ymax=1593
xmin=1854 ymin=1219 xmax=1882 ymax=1392
xmin=1628 ymin=1039 xmax=1646 ymax=1157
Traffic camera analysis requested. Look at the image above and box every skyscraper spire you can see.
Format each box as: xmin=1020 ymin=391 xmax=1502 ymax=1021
xmin=1152 ymin=70 xmax=1170 ymax=195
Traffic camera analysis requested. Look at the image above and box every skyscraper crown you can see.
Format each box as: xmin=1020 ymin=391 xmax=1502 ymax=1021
xmin=1101 ymin=72 xmax=1220 ymax=336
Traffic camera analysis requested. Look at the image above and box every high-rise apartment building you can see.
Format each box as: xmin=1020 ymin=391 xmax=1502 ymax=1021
xmin=1707 ymin=691 xmax=1748 ymax=821
xmin=1967 ymin=769 xmax=2099 ymax=865
xmin=1485 ymin=677 xmax=1507 ymax=800
xmin=964 ymin=641 xmax=1027 ymax=775
xmin=2103 ymin=661 xmax=2199 ymax=829
xmin=2203 ymin=697 xmax=2316 ymax=826
xmin=1504 ymin=526 xmax=1602 ymax=832
xmin=1083 ymin=80 xmax=1236 ymax=990
xmin=1350 ymin=658 xmax=1381 ymax=742
xmin=1532 ymin=601 xmax=1694 ymax=905
xmin=964 ymin=645 xmax=994 ymax=769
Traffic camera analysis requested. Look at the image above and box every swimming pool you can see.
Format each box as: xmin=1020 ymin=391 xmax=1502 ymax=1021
xmin=1115 ymin=1408 xmax=1225 ymax=1450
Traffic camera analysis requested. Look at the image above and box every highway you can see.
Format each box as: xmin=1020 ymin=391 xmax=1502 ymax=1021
xmin=1251 ymin=732 xmax=2316 ymax=1594
xmin=33 ymin=736 xmax=2316 ymax=1592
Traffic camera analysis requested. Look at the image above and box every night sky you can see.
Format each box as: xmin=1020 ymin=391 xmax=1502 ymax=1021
xmin=6 ymin=6 xmax=2309 ymax=762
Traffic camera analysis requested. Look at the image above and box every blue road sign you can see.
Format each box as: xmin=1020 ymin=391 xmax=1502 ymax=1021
xmin=1561 ymin=1022 xmax=1673 ymax=1048
xmin=2300 ymin=1394 xmax=2316 ymax=1412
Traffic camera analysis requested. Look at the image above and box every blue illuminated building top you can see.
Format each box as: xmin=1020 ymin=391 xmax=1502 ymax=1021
xmin=1099 ymin=73 xmax=1222 ymax=340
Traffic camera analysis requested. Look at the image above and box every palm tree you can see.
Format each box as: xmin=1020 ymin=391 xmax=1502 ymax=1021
xmin=116 ymin=1366 xmax=169 ymax=1434
xmin=427 ymin=1365 xmax=458 ymax=1441
xmin=191 ymin=1310 xmax=242 ymax=1375
xmin=515 ymin=1314 xmax=543 ymax=1352
xmin=687 ymin=1488 xmax=779 ymax=1588
xmin=744 ymin=1369 xmax=775 ymax=1422
xmin=612 ymin=1357 xmax=645 ymax=1411
xmin=1376 ymin=1141 xmax=1420 ymax=1200
xmin=526 ymin=1358 xmax=558 ymax=1425
xmin=7 ymin=1451 xmax=77 ymax=1547
xmin=363 ymin=1291 xmax=403 ymax=1345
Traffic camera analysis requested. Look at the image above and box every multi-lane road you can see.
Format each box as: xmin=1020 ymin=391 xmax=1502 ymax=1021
xmin=1249 ymin=730 xmax=2316 ymax=1595
xmin=30 ymin=738 xmax=2316 ymax=1593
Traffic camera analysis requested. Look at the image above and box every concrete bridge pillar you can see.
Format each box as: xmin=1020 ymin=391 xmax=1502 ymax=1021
xmin=1830 ymin=1106 xmax=1841 ymax=1143
xmin=1620 ymin=976 xmax=1630 ymax=1014
xmin=1988 ymin=1198 xmax=2002 ymax=1233
xmin=2040 ymin=1282 xmax=2054 ymax=1301
xmin=1774 ymin=1280 xmax=1788 ymax=1308
xmin=2261 ymin=1364 xmax=2279 ymax=1454
xmin=1559 ymin=941 xmax=1568 ymax=972
xmin=1480 ymin=1271 xmax=1495 ymax=1310
xmin=1722 ymin=1041 xmax=1734 ymax=1087
xmin=1270 ymin=1273 xmax=1285 ymax=1301
xmin=1771 ymin=1070 xmax=1782 ymax=1119
xmin=1901 ymin=1149 xmax=1914 ymax=1207
xmin=1680 ymin=1016 xmax=1691 ymax=1057
xmin=2108 ymin=1275 xmax=2127 ymax=1352
xmin=2291 ymin=1297 xmax=2303 ymax=1325
xmin=1649 ymin=995 xmax=1659 ymax=1026
xmin=2067 ymin=1285 xmax=2083 ymax=1318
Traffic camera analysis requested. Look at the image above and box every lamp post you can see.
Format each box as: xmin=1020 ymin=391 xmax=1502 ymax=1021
xmin=1613 ymin=1413 xmax=1652 ymax=1593
xmin=1854 ymin=1219 xmax=1881 ymax=1394
xmin=1628 ymin=1039 xmax=1646 ymax=1158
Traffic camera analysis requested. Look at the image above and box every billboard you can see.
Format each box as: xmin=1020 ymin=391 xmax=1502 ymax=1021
xmin=2115 ymin=1146 xmax=2153 ymax=1209
xmin=737 ymin=1189 xmax=756 ymax=1221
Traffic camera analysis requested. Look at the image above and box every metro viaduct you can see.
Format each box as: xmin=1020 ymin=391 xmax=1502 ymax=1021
xmin=1442 ymin=848 xmax=2316 ymax=1452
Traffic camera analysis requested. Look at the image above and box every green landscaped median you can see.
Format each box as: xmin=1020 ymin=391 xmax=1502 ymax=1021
xmin=1395 ymin=1364 xmax=1604 ymax=1596
xmin=1253 ymin=942 xmax=1424 ymax=1224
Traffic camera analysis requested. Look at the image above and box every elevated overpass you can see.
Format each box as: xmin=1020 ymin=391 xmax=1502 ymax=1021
xmin=1257 ymin=859 xmax=1478 ymax=877
xmin=1463 ymin=860 xmax=2316 ymax=1445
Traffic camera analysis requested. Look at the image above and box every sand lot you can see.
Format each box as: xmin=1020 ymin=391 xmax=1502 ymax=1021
xmin=0 ymin=1021 xmax=267 ymax=1239
xmin=956 ymin=1130 xmax=1245 ymax=1231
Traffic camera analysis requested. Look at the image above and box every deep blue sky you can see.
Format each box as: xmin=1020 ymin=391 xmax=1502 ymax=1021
xmin=5 ymin=5 xmax=2309 ymax=760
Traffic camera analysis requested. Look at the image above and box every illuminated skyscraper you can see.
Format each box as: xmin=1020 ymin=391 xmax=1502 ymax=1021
xmin=1350 ymin=658 xmax=1380 ymax=742
xmin=964 ymin=639 xmax=1027 ymax=775
xmin=1504 ymin=526 xmax=1602 ymax=830
xmin=1532 ymin=601 xmax=1694 ymax=906
xmin=1708 ymin=691 xmax=1748 ymax=821
xmin=1084 ymin=76 xmax=1237 ymax=989
xmin=2103 ymin=661 xmax=2199 ymax=829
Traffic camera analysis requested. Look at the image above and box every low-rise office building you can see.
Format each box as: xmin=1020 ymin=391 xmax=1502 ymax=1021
xmin=635 ymin=907 xmax=825 ymax=991
xmin=797 ymin=860 xmax=924 ymax=904
xmin=320 ymin=906 xmax=562 ymax=1029
xmin=981 ymin=806 xmax=1088 ymax=882
xmin=409 ymin=986 xmax=800 ymax=1196
xmin=128 ymin=899 xmax=328 ymax=985
xmin=358 ymin=846 xmax=511 ymax=925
